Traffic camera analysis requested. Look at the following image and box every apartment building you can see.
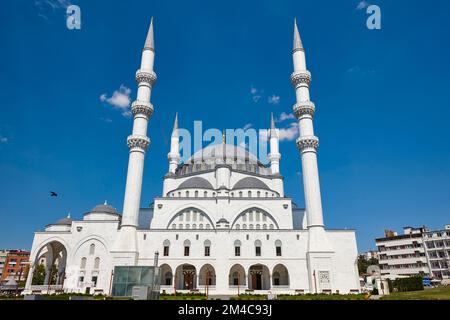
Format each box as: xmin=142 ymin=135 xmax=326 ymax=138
xmin=0 ymin=250 xmax=30 ymax=284
xmin=0 ymin=250 xmax=8 ymax=280
xmin=422 ymin=225 xmax=450 ymax=280
xmin=375 ymin=227 xmax=429 ymax=277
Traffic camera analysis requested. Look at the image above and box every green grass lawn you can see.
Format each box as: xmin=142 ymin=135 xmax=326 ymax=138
xmin=381 ymin=286 xmax=450 ymax=300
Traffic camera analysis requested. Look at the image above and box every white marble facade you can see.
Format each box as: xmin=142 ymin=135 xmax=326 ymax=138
xmin=24 ymin=18 xmax=360 ymax=296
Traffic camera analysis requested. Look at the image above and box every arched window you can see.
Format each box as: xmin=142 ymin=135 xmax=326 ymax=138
xmin=248 ymin=191 xmax=252 ymax=197
xmin=94 ymin=257 xmax=100 ymax=269
xmin=178 ymin=224 xmax=183 ymax=229
xmin=265 ymin=192 xmax=268 ymax=197
xmin=199 ymin=224 xmax=204 ymax=229
xmin=273 ymin=271 xmax=281 ymax=286
xmin=257 ymin=191 xmax=261 ymax=197
xmin=163 ymin=240 xmax=170 ymax=256
xmin=89 ymin=244 xmax=95 ymax=255
xmin=239 ymin=191 xmax=243 ymax=198
xmin=172 ymin=224 xmax=176 ymax=229
xmin=242 ymin=224 xmax=247 ymax=229
xmin=204 ymin=239 xmax=211 ymax=256
xmin=256 ymin=224 xmax=261 ymax=230
xmin=254 ymin=240 xmax=262 ymax=256
xmin=206 ymin=224 xmax=211 ymax=229
xmin=269 ymin=224 xmax=274 ymax=229
xmin=234 ymin=240 xmax=241 ymax=256
xmin=186 ymin=191 xmax=189 ymax=197
xmin=184 ymin=239 xmax=191 ymax=256
xmin=80 ymin=257 xmax=87 ymax=269
xmin=204 ymin=191 xmax=207 ymax=197
xmin=192 ymin=223 xmax=197 ymax=229
xmin=164 ymin=272 xmax=173 ymax=285
xmin=195 ymin=190 xmax=198 ymax=197
xmin=186 ymin=224 xmax=190 ymax=229
xmin=275 ymin=240 xmax=282 ymax=256
xmin=235 ymin=224 xmax=240 ymax=230
xmin=249 ymin=224 xmax=254 ymax=229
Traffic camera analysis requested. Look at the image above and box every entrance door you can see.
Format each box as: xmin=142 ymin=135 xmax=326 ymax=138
xmin=183 ymin=272 xmax=195 ymax=290
xmin=251 ymin=273 xmax=262 ymax=290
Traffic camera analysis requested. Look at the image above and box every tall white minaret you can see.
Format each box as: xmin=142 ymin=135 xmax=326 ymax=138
xmin=112 ymin=18 xmax=156 ymax=263
xmin=292 ymin=17 xmax=333 ymax=293
xmin=291 ymin=19 xmax=332 ymax=257
xmin=168 ymin=113 xmax=180 ymax=174
xmin=268 ymin=113 xmax=281 ymax=175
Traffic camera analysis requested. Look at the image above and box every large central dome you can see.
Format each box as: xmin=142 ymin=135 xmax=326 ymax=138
xmin=174 ymin=143 xmax=272 ymax=176
xmin=188 ymin=143 xmax=259 ymax=164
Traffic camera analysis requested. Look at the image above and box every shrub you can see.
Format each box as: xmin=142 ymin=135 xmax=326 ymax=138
xmin=392 ymin=276 xmax=423 ymax=292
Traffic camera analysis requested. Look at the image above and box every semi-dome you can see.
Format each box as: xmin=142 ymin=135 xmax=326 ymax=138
xmin=178 ymin=177 xmax=214 ymax=190
xmin=91 ymin=203 xmax=118 ymax=214
xmin=217 ymin=218 xmax=229 ymax=224
xmin=232 ymin=177 xmax=271 ymax=190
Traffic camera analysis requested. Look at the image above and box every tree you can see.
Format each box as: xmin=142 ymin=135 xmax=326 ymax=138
xmin=357 ymin=256 xmax=379 ymax=275
xmin=32 ymin=264 xmax=46 ymax=285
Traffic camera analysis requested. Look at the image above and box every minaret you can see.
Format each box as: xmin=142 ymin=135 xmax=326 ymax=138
xmin=268 ymin=113 xmax=281 ymax=175
xmin=168 ymin=113 xmax=180 ymax=174
xmin=291 ymin=18 xmax=333 ymax=288
xmin=112 ymin=18 xmax=157 ymax=263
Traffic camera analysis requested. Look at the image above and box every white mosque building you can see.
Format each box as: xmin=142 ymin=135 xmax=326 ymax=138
xmin=24 ymin=18 xmax=360 ymax=296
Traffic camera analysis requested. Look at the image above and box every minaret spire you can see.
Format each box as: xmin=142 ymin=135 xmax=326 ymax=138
xmin=293 ymin=18 xmax=304 ymax=53
xmin=144 ymin=17 xmax=154 ymax=51
xmin=268 ymin=113 xmax=281 ymax=175
xmin=172 ymin=112 xmax=179 ymax=135
xmin=168 ymin=113 xmax=180 ymax=174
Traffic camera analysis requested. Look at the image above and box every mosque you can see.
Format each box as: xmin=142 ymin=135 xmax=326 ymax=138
xmin=23 ymin=18 xmax=360 ymax=296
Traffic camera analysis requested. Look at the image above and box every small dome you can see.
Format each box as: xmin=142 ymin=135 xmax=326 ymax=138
xmin=55 ymin=216 xmax=73 ymax=225
xmin=232 ymin=177 xmax=271 ymax=190
xmin=217 ymin=218 xmax=229 ymax=224
xmin=178 ymin=177 xmax=214 ymax=190
xmin=91 ymin=203 xmax=118 ymax=214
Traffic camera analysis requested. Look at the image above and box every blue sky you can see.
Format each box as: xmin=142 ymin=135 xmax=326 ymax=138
xmin=0 ymin=0 xmax=449 ymax=252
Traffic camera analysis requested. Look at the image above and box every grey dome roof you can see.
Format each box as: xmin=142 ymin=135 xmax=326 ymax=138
xmin=91 ymin=203 xmax=119 ymax=214
xmin=232 ymin=177 xmax=271 ymax=190
xmin=217 ymin=218 xmax=229 ymax=224
xmin=55 ymin=216 xmax=73 ymax=225
xmin=178 ymin=177 xmax=214 ymax=190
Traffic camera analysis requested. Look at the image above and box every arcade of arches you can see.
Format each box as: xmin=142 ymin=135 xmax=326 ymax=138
xmin=160 ymin=263 xmax=289 ymax=291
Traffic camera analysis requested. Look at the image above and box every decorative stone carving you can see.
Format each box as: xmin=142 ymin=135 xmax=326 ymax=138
xmin=135 ymin=69 xmax=157 ymax=86
xmin=127 ymin=135 xmax=150 ymax=152
xmin=290 ymin=70 xmax=311 ymax=88
xmin=296 ymin=136 xmax=319 ymax=153
xmin=318 ymin=271 xmax=330 ymax=284
xmin=293 ymin=101 xmax=315 ymax=119
xmin=131 ymin=101 xmax=154 ymax=118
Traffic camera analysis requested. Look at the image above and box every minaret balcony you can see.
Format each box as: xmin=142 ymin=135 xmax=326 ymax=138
xmin=131 ymin=101 xmax=154 ymax=118
xmin=290 ymin=70 xmax=311 ymax=88
xmin=135 ymin=69 xmax=157 ymax=87
xmin=293 ymin=101 xmax=315 ymax=119
xmin=127 ymin=135 xmax=150 ymax=152
xmin=296 ymin=136 xmax=319 ymax=153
